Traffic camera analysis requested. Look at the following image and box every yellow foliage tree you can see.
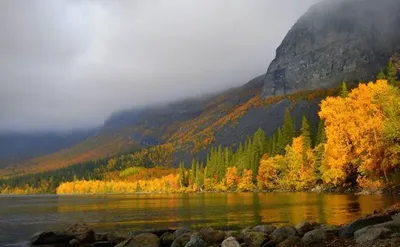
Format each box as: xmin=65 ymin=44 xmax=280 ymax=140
xmin=225 ymin=167 xmax=240 ymax=190
xmin=279 ymin=136 xmax=315 ymax=191
xmin=237 ymin=169 xmax=255 ymax=192
xmin=257 ymin=155 xmax=281 ymax=190
xmin=319 ymin=80 xmax=399 ymax=187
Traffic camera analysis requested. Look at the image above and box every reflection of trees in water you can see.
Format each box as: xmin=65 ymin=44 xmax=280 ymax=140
xmin=54 ymin=193 xmax=399 ymax=231
xmin=252 ymin=193 xmax=262 ymax=225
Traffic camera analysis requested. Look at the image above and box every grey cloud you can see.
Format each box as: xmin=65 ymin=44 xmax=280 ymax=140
xmin=0 ymin=0 xmax=320 ymax=132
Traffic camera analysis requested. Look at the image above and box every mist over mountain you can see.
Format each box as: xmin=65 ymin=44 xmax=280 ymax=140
xmin=0 ymin=0 xmax=319 ymax=132
xmin=262 ymin=0 xmax=400 ymax=97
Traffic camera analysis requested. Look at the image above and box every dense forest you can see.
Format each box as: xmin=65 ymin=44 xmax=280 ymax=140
xmin=1 ymin=62 xmax=399 ymax=195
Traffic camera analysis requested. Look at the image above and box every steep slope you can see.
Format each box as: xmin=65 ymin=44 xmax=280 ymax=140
xmin=0 ymin=75 xmax=265 ymax=176
xmin=262 ymin=0 xmax=400 ymax=97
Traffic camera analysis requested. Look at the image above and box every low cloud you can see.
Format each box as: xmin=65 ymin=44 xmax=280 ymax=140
xmin=0 ymin=0 xmax=319 ymax=132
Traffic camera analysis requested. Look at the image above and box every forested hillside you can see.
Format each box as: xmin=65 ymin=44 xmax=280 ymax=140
xmin=2 ymin=73 xmax=398 ymax=194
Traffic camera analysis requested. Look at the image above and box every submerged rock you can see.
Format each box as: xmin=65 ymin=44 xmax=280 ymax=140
xmin=30 ymin=231 xmax=73 ymax=245
xmin=116 ymin=233 xmax=159 ymax=247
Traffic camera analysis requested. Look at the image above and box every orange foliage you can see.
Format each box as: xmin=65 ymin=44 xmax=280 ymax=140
xmin=237 ymin=169 xmax=255 ymax=192
xmin=319 ymin=80 xmax=395 ymax=186
xmin=225 ymin=167 xmax=240 ymax=190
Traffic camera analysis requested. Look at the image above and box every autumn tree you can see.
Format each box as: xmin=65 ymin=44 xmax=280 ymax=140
xmin=225 ymin=167 xmax=239 ymax=190
xmin=237 ymin=169 xmax=255 ymax=192
xmin=319 ymin=80 xmax=399 ymax=187
xmin=257 ymin=155 xmax=281 ymax=190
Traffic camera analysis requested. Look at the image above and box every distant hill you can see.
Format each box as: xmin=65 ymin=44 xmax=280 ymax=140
xmin=0 ymin=130 xmax=95 ymax=169
xmin=0 ymin=75 xmax=265 ymax=176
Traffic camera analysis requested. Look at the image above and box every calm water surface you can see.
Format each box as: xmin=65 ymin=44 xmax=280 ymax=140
xmin=0 ymin=192 xmax=398 ymax=246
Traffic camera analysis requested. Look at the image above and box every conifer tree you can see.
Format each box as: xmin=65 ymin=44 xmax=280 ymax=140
xmin=190 ymin=160 xmax=197 ymax=186
xmin=282 ymin=109 xmax=295 ymax=148
xmin=301 ymin=116 xmax=312 ymax=163
xmin=195 ymin=163 xmax=204 ymax=189
xmin=276 ymin=127 xmax=285 ymax=155
xmin=387 ymin=59 xmax=398 ymax=85
xmin=271 ymin=132 xmax=277 ymax=155
xmin=178 ymin=162 xmax=187 ymax=187
xmin=341 ymin=81 xmax=348 ymax=98
xmin=314 ymin=144 xmax=325 ymax=182
xmin=377 ymin=69 xmax=386 ymax=80
xmin=315 ymin=120 xmax=327 ymax=146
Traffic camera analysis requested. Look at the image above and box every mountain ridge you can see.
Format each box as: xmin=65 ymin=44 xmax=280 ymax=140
xmin=261 ymin=0 xmax=400 ymax=97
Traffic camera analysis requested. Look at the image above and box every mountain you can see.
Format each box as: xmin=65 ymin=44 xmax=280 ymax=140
xmin=262 ymin=0 xmax=400 ymax=97
xmin=0 ymin=76 xmax=265 ymax=176
xmin=0 ymin=130 xmax=95 ymax=168
xmin=1 ymin=0 xmax=400 ymax=177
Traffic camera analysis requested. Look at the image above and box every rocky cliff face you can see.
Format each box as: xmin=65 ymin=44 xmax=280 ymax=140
xmin=262 ymin=0 xmax=400 ymax=97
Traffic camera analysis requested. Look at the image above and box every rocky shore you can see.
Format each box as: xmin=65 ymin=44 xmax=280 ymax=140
xmin=28 ymin=203 xmax=400 ymax=247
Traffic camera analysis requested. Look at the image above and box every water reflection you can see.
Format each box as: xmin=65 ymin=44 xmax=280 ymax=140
xmin=0 ymin=193 xmax=398 ymax=246
xmin=52 ymin=192 xmax=399 ymax=229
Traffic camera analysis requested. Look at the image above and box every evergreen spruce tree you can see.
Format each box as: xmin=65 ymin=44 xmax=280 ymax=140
xmin=341 ymin=81 xmax=348 ymax=98
xmin=271 ymin=132 xmax=277 ymax=156
xmin=301 ymin=116 xmax=312 ymax=163
xmin=315 ymin=120 xmax=327 ymax=146
xmin=217 ymin=145 xmax=225 ymax=181
xmin=276 ymin=128 xmax=285 ymax=155
xmin=195 ymin=163 xmax=204 ymax=189
xmin=252 ymin=128 xmax=266 ymax=181
xmin=387 ymin=59 xmax=398 ymax=85
xmin=190 ymin=160 xmax=197 ymax=187
xmin=282 ymin=109 xmax=295 ymax=148
xmin=377 ymin=69 xmax=386 ymax=80
xmin=178 ymin=162 xmax=187 ymax=187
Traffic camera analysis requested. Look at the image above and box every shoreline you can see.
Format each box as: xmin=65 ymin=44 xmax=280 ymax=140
xmin=1 ymin=187 xmax=399 ymax=196
xmin=27 ymin=203 xmax=400 ymax=247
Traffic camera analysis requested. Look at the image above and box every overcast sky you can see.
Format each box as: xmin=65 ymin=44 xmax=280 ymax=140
xmin=0 ymin=0 xmax=320 ymax=132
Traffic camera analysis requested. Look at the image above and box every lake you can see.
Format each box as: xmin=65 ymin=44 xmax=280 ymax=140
xmin=0 ymin=192 xmax=398 ymax=246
